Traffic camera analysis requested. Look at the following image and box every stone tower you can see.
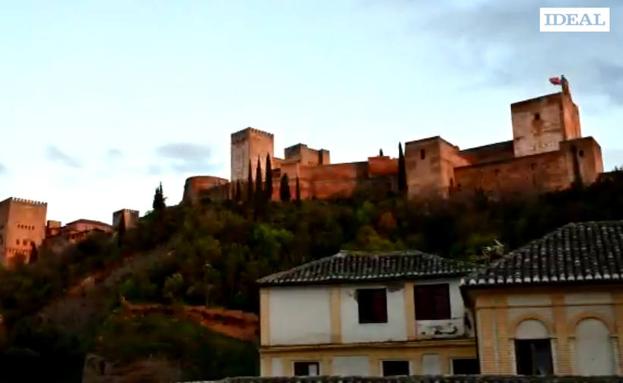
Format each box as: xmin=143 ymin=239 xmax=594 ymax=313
xmin=112 ymin=209 xmax=140 ymax=230
xmin=511 ymin=78 xmax=581 ymax=158
xmin=230 ymin=127 xmax=274 ymax=181
xmin=0 ymin=197 xmax=47 ymax=266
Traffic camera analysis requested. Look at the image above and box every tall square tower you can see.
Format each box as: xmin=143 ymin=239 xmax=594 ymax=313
xmin=0 ymin=197 xmax=47 ymax=266
xmin=511 ymin=91 xmax=581 ymax=158
xmin=230 ymin=127 xmax=274 ymax=181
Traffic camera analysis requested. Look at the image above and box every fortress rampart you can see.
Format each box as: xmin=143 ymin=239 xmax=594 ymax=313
xmin=185 ymin=81 xmax=604 ymax=205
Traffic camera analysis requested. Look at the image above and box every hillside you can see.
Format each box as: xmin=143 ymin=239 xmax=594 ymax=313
xmin=1 ymin=170 xmax=623 ymax=381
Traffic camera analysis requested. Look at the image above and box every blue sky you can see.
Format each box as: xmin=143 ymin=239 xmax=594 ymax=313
xmin=1 ymin=0 xmax=622 ymax=224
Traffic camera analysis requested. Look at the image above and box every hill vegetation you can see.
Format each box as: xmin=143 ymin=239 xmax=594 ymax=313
xmin=1 ymin=170 xmax=623 ymax=381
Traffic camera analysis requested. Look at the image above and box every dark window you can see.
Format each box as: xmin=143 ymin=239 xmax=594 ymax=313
xmin=414 ymin=284 xmax=451 ymax=320
xmin=452 ymin=359 xmax=480 ymax=374
xmin=357 ymin=288 xmax=387 ymax=323
xmin=382 ymin=360 xmax=410 ymax=376
xmin=578 ymin=149 xmax=584 ymax=157
xmin=534 ymin=113 xmax=541 ymax=120
xmin=515 ymin=339 xmax=553 ymax=375
xmin=293 ymin=361 xmax=319 ymax=376
xmin=420 ymin=149 xmax=426 ymax=160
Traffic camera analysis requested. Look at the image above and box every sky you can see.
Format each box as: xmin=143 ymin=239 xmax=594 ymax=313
xmin=1 ymin=0 xmax=622 ymax=224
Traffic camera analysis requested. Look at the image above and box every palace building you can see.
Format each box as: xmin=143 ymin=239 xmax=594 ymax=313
xmin=184 ymin=77 xmax=603 ymax=204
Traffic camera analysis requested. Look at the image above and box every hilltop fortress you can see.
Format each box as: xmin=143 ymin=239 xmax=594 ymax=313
xmin=184 ymin=79 xmax=604 ymax=204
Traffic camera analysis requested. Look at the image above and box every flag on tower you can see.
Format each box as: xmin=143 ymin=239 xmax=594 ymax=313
xmin=549 ymin=76 xmax=562 ymax=85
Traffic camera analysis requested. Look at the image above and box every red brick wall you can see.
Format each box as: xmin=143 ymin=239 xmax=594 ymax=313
xmin=368 ymin=156 xmax=398 ymax=177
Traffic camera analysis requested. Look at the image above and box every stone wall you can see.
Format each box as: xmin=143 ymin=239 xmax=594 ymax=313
xmin=183 ymin=176 xmax=230 ymax=204
xmin=284 ymin=144 xmax=330 ymax=167
xmin=453 ymin=137 xmax=602 ymax=199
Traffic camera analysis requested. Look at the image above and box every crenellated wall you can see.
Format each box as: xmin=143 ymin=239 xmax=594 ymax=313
xmin=189 ymin=89 xmax=604 ymax=204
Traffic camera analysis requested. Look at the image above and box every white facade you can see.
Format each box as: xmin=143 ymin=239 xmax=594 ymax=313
xmin=264 ymin=278 xmax=469 ymax=346
xmin=268 ymin=286 xmax=332 ymax=345
xmin=340 ymin=283 xmax=407 ymax=343
xmin=333 ymin=356 xmax=370 ymax=376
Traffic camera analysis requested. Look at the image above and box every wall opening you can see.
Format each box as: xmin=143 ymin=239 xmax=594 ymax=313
xmin=575 ymin=318 xmax=614 ymax=375
xmin=414 ymin=284 xmax=450 ymax=320
xmin=293 ymin=361 xmax=319 ymax=376
xmin=356 ymin=288 xmax=387 ymax=323
xmin=452 ymin=359 xmax=480 ymax=374
xmin=382 ymin=361 xmax=410 ymax=376
xmin=514 ymin=319 xmax=553 ymax=375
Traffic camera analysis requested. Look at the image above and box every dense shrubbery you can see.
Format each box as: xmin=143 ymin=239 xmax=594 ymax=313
xmin=115 ymin=170 xmax=623 ymax=313
xmin=95 ymin=313 xmax=258 ymax=380
xmin=0 ymin=232 xmax=121 ymax=324
xmin=1 ymin=169 xmax=623 ymax=381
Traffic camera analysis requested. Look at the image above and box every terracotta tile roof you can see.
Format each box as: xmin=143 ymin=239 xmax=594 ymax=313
xmin=258 ymin=250 xmax=476 ymax=286
xmin=464 ymin=221 xmax=623 ymax=287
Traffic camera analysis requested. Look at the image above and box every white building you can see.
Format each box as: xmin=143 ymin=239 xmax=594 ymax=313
xmin=257 ymin=250 xmax=478 ymax=377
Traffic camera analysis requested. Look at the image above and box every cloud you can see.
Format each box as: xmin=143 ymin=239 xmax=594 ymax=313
xmin=155 ymin=143 xmax=218 ymax=172
xmin=418 ymin=0 xmax=623 ymax=103
xmin=107 ymin=148 xmax=123 ymax=159
xmin=46 ymin=146 xmax=81 ymax=168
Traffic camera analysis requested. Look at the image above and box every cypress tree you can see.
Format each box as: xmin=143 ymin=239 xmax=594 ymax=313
xmin=153 ymin=182 xmax=166 ymax=211
xmin=295 ymin=176 xmax=301 ymax=204
xmin=235 ymin=180 xmax=242 ymax=202
xmin=379 ymin=148 xmax=384 ymax=156
xmin=246 ymin=160 xmax=253 ymax=202
xmin=264 ymin=154 xmax=273 ymax=202
xmin=279 ymin=174 xmax=291 ymax=202
xmin=398 ymin=143 xmax=407 ymax=194
xmin=254 ymin=156 xmax=263 ymax=208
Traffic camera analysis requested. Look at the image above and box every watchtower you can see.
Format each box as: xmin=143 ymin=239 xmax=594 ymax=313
xmin=231 ymin=127 xmax=274 ymax=181
xmin=511 ymin=77 xmax=581 ymax=158
xmin=0 ymin=197 xmax=48 ymax=266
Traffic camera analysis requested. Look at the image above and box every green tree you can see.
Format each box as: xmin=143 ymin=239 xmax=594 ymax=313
xmin=398 ymin=143 xmax=407 ymax=194
xmin=163 ymin=272 xmax=184 ymax=303
xmin=279 ymin=174 xmax=291 ymax=202
xmin=379 ymin=148 xmax=384 ymax=156
xmin=254 ymin=157 xmax=263 ymax=211
xmin=264 ymin=154 xmax=273 ymax=202
xmin=246 ymin=160 xmax=253 ymax=203
xmin=234 ymin=181 xmax=242 ymax=203
xmin=295 ymin=176 xmax=301 ymax=204
xmin=152 ymin=182 xmax=166 ymax=210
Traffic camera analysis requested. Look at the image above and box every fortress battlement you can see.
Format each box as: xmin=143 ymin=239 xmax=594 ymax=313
xmin=231 ymin=127 xmax=274 ymax=143
xmin=1 ymin=197 xmax=48 ymax=206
